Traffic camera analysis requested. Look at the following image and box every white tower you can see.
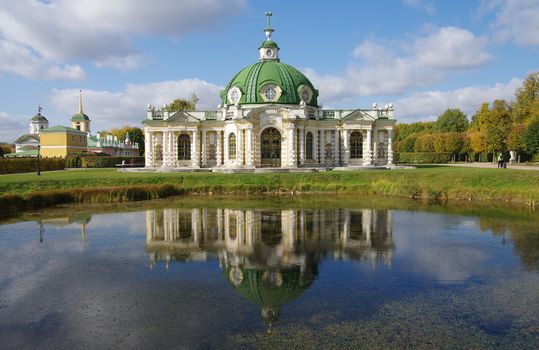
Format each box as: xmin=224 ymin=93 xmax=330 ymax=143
xmin=29 ymin=106 xmax=49 ymax=134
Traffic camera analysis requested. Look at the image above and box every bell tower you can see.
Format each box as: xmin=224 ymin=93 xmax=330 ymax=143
xmin=70 ymin=90 xmax=91 ymax=132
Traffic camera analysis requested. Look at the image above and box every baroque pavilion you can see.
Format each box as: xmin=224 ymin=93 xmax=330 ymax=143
xmin=142 ymin=13 xmax=395 ymax=170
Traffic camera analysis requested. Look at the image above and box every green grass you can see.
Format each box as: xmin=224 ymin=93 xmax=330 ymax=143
xmin=0 ymin=167 xmax=538 ymax=212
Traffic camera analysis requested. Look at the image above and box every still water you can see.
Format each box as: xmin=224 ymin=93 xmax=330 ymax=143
xmin=0 ymin=196 xmax=538 ymax=349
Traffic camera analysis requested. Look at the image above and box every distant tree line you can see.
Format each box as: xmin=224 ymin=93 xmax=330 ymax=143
xmin=394 ymin=72 xmax=539 ymax=163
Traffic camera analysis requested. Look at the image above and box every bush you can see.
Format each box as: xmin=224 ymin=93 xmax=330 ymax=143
xmin=395 ymin=152 xmax=453 ymax=164
xmin=66 ymin=155 xmax=144 ymax=168
xmin=0 ymin=158 xmax=66 ymax=174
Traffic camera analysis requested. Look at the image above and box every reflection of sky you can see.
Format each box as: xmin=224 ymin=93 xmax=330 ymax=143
xmin=0 ymin=207 xmax=537 ymax=348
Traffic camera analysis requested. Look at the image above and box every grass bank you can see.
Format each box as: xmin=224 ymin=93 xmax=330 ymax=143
xmin=0 ymin=167 xmax=538 ymax=215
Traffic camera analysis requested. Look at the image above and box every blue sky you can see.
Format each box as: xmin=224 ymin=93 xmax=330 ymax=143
xmin=0 ymin=0 xmax=538 ymax=142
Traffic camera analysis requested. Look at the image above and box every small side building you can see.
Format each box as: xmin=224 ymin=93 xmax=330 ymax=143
xmin=40 ymin=126 xmax=88 ymax=158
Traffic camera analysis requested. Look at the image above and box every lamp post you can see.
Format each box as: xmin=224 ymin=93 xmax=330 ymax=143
xmin=37 ymin=145 xmax=41 ymax=176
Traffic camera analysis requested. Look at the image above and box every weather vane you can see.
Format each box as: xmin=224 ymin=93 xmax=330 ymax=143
xmin=265 ymin=11 xmax=272 ymax=29
xmin=264 ymin=11 xmax=274 ymax=40
xmin=38 ymin=105 xmax=42 ymax=114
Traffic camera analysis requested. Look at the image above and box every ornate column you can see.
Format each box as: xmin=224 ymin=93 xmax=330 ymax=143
xmin=171 ymin=131 xmax=177 ymax=167
xmin=246 ymin=128 xmax=254 ymax=167
xmin=145 ymin=131 xmax=153 ymax=167
xmin=364 ymin=129 xmax=372 ymax=165
xmin=333 ymin=130 xmax=339 ymax=166
xmin=299 ymin=129 xmax=305 ymax=166
xmin=237 ymin=129 xmax=244 ymax=166
xmin=287 ymin=126 xmax=296 ymax=167
xmin=216 ymin=130 xmax=223 ymax=166
xmin=191 ymin=129 xmax=200 ymax=167
xmin=201 ymin=130 xmax=207 ymax=167
xmin=224 ymin=131 xmax=229 ymax=164
xmin=312 ymin=129 xmax=318 ymax=164
xmin=387 ymin=129 xmax=394 ymax=165
xmin=161 ymin=131 xmax=167 ymax=167
xmin=342 ymin=129 xmax=350 ymax=166
xmin=373 ymin=141 xmax=378 ymax=165
xmin=319 ymin=130 xmax=325 ymax=165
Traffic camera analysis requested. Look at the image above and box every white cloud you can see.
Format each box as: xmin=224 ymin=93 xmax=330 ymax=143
xmin=306 ymin=26 xmax=491 ymax=103
xmin=0 ymin=39 xmax=85 ymax=80
xmin=394 ymin=77 xmax=522 ymax=121
xmin=402 ymin=0 xmax=435 ymax=15
xmin=50 ymin=79 xmax=222 ymax=132
xmin=481 ymin=0 xmax=539 ymax=46
xmin=0 ymin=0 xmax=245 ymax=77
xmin=0 ymin=112 xmax=29 ymax=143
xmin=414 ymin=27 xmax=491 ymax=69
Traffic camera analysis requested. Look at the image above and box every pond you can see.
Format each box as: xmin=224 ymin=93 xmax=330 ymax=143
xmin=0 ymin=196 xmax=538 ymax=349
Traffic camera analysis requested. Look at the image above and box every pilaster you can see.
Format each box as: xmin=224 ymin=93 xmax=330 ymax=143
xmin=287 ymin=126 xmax=296 ymax=167
xmin=246 ymin=128 xmax=254 ymax=167
xmin=299 ymin=129 xmax=305 ymax=165
xmin=191 ymin=129 xmax=200 ymax=167
xmin=216 ymin=131 xmax=223 ymax=166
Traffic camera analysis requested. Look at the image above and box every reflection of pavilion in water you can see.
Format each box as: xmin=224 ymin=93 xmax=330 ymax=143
xmin=146 ymin=208 xmax=393 ymax=328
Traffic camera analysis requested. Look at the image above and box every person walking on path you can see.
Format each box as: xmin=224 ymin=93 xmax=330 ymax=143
xmin=497 ymin=153 xmax=504 ymax=168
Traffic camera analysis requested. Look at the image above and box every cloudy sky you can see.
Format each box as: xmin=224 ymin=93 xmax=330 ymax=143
xmin=0 ymin=0 xmax=538 ymax=142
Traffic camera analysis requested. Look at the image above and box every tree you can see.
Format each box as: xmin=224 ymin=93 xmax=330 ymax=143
xmin=414 ymin=134 xmax=436 ymax=152
xmin=103 ymin=126 xmax=145 ymax=156
xmin=436 ymin=108 xmax=468 ymax=133
xmin=471 ymin=102 xmax=490 ymax=131
xmin=168 ymin=93 xmax=199 ymax=112
xmin=469 ymin=131 xmax=487 ymax=161
xmin=507 ymin=124 xmax=526 ymax=162
xmin=524 ymin=118 xmax=539 ymax=156
xmin=484 ymin=100 xmax=512 ymax=156
xmin=513 ymin=72 xmax=539 ymax=124
xmin=0 ymin=142 xmax=13 ymax=156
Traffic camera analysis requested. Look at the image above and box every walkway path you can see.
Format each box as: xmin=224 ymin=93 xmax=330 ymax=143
xmin=437 ymin=162 xmax=539 ymax=171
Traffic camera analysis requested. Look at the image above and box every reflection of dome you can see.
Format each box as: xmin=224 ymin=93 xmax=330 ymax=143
xmin=228 ymin=267 xmax=312 ymax=308
xmin=220 ymin=61 xmax=319 ymax=107
xmin=224 ymin=265 xmax=315 ymax=329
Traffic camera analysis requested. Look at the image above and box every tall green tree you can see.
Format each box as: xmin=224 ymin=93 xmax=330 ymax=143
xmin=168 ymin=93 xmax=199 ymax=112
xmin=507 ymin=124 xmax=526 ymax=162
xmin=513 ymin=72 xmax=539 ymax=124
xmin=436 ymin=108 xmax=468 ymax=132
xmin=484 ymin=100 xmax=512 ymax=154
xmin=524 ymin=118 xmax=539 ymax=155
xmin=104 ymin=126 xmax=145 ymax=156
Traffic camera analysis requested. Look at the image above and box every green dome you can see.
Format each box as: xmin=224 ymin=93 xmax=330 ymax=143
xmin=70 ymin=113 xmax=90 ymax=121
xmin=30 ymin=113 xmax=47 ymax=122
xmin=220 ymin=60 xmax=319 ymax=107
xmin=259 ymin=39 xmax=279 ymax=49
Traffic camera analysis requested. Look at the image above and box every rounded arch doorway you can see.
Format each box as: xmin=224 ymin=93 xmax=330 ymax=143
xmin=260 ymin=127 xmax=281 ymax=167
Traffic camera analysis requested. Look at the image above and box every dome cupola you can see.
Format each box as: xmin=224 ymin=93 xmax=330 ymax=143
xmin=220 ymin=12 xmax=319 ymax=107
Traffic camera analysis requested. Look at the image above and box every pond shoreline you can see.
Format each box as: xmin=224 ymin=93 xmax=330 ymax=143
xmin=1 ymin=167 xmax=538 ymax=217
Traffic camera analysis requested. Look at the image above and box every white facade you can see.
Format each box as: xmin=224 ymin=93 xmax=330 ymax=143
xmin=143 ymin=105 xmax=395 ymax=169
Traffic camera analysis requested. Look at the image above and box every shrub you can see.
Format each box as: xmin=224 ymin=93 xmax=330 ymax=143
xmin=0 ymin=158 xmax=66 ymax=174
xmin=395 ymin=152 xmax=453 ymax=164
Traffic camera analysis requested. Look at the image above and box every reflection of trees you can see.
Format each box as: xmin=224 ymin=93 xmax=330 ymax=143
xmin=477 ymin=217 xmax=539 ymax=272
xmin=145 ymin=207 xmax=394 ymax=327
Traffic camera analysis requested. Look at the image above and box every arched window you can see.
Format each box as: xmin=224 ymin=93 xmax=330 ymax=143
xmin=178 ymin=134 xmax=191 ymax=160
xmin=350 ymin=131 xmax=363 ymax=159
xmin=228 ymin=133 xmax=236 ymax=159
xmin=306 ymin=132 xmax=313 ymax=160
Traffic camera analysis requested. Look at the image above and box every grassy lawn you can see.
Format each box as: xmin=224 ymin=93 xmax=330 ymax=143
xmin=1 ymin=167 xmax=538 ymax=206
